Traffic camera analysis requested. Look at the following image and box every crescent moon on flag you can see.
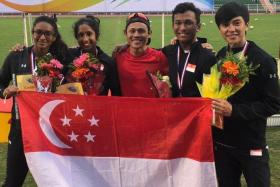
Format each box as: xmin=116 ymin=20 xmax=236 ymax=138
xmin=0 ymin=0 xmax=103 ymax=12
xmin=39 ymin=99 xmax=71 ymax=149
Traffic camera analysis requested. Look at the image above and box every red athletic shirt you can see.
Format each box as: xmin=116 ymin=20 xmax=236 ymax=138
xmin=116 ymin=47 xmax=168 ymax=97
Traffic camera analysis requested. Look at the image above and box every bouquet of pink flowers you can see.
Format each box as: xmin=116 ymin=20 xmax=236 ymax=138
xmin=33 ymin=53 xmax=63 ymax=92
xmin=68 ymin=53 xmax=105 ymax=95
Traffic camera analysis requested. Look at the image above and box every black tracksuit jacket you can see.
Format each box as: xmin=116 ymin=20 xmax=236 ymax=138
xmin=213 ymin=41 xmax=280 ymax=149
xmin=162 ymin=41 xmax=217 ymax=97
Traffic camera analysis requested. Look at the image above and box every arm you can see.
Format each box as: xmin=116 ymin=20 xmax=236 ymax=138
xmin=0 ymin=53 xmax=18 ymax=98
xmin=106 ymin=59 xmax=121 ymax=96
xmin=202 ymin=52 xmax=217 ymax=74
xmin=230 ymin=57 xmax=280 ymax=120
xmin=10 ymin=43 xmax=25 ymax=52
xmin=111 ymin=44 xmax=129 ymax=59
xmin=159 ymin=51 xmax=169 ymax=76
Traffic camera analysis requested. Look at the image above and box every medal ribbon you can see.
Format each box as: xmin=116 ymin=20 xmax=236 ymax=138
xmin=177 ymin=46 xmax=191 ymax=92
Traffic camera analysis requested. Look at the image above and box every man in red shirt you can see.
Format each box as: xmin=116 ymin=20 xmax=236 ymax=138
xmin=115 ymin=13 xmax=168 ymax=97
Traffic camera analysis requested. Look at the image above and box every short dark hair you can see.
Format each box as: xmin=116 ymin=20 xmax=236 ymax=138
xmin=125 ymin=13 xmax=151 ymax=33
xmin=172 ymin=2 xmax=201 ymax=24
xmin=215 ymin=2 xmax=249 ymax=27
xmin=73 ymin=15 xmax=100 ymax=40
xmin=125 ymin=13 xmax=151 ymax=45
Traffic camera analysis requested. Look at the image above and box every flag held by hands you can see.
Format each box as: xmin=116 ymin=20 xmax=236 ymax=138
xmin=17 ymin=92 xmax=217 ymax=187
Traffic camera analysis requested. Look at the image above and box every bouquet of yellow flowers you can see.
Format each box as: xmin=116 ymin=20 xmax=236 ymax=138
xmin=196 ymin=51 xmax=259 ymax=128
xmin=68 ymin=53 xmax=105 ymax=95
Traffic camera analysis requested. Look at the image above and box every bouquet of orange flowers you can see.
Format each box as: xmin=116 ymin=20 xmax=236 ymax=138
xmin=68 ymin=53 xmax=105 ymax=95
xmin=147 ymin=70 xmax=172 ymax=98
xmin=196 ymin=51 xmax=259 ymax=128
xmin=33 ymin=53 xmax=64 ymax=92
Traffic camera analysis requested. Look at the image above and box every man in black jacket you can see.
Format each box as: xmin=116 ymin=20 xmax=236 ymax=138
xmin=212 ymin=2 xmax=280 ymax=187
xmin=162 ymin=2 xmax=216 ymax=97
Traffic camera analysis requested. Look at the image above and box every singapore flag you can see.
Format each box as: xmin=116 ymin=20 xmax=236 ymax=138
xmin=17 ymin=92 xmax=217 ymax=187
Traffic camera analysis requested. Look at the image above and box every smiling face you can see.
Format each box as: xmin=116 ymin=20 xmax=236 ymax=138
xmin=125 ymin=22 xmax=150 ymax=51
xmin=77 ymin=24 xmax=97 ymax=52
xmin=33 ymin=22 xmax=56 ymax=54
xmin=173 ymin=11 xmax=200 ymax=49
xmin=218 ymin=16 xmax=248 ymax=48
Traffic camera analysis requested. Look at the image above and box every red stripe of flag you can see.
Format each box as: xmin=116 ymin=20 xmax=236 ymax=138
xmin=18 ymin=92 xmax=214 ymax=162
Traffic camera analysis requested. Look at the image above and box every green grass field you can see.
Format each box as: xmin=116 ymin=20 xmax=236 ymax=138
xmin=0 ymin=14 xmax=279 ymax=67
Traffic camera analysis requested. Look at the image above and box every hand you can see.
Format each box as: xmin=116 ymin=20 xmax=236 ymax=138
xmin=170 ymin=37 xmax=178 ymax=45
xmin=3 ymin=85 xmax=19 ymax=98
xmin=9 ymin=43 xmax=25 ymax=52
xmin=201 ymin=43 xmax=215 ymax=52
xmin=212 ymin=98 xmax=232 ymax=117
xmin=112 ymin=44 xmax=129 ymax=58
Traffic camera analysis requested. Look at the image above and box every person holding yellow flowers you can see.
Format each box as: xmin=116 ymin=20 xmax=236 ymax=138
xmin=198 ymin=2 xmax=280 ymax=187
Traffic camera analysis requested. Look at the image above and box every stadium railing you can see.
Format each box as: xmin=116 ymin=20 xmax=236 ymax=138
xmin=215 ymin=3 xmax=280 ymax=13
xmin=267 ymin=114 xmax=280 ymax=127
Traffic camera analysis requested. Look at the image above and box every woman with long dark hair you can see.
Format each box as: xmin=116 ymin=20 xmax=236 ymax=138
xmin=68 ymin=15 xmax=120 ymax=96
xmin=0 ymin=15 xmax=68 ymax=186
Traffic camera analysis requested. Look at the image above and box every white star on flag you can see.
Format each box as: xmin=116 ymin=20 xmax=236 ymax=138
xmin=68 ymin=131 xmax=79 ymax=142
xmin=88 ymin=115 xmax=99 ymax=127
xmin=73 ymin=105 xmax=84 ymax=116
xmin=84 ymin=131 xmax=96 ymax=142
xmin=60 ymin=115 xmax=72 ymax=126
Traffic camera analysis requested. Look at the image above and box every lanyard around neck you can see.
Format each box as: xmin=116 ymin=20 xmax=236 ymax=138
xmin=229 ymin=41 xmax=249 ymax=58
xmin=30 ymin=51 xmax=37 ymax=75
xmin=177 ymin=46 xmax=191 ymax=91
xmin=241 ymin=41 xmax=249 ymax=57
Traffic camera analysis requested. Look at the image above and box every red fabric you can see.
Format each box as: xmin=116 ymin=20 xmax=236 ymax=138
xmin=146 ymin=71 xmax=172 ymax=98
xmin=0 ymin=98 xmax=12 ymax=113
xmin=116 ymin=48 xmax=168 ymax=97
xmin=18 ymin=92 xmax=214 ymax=162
